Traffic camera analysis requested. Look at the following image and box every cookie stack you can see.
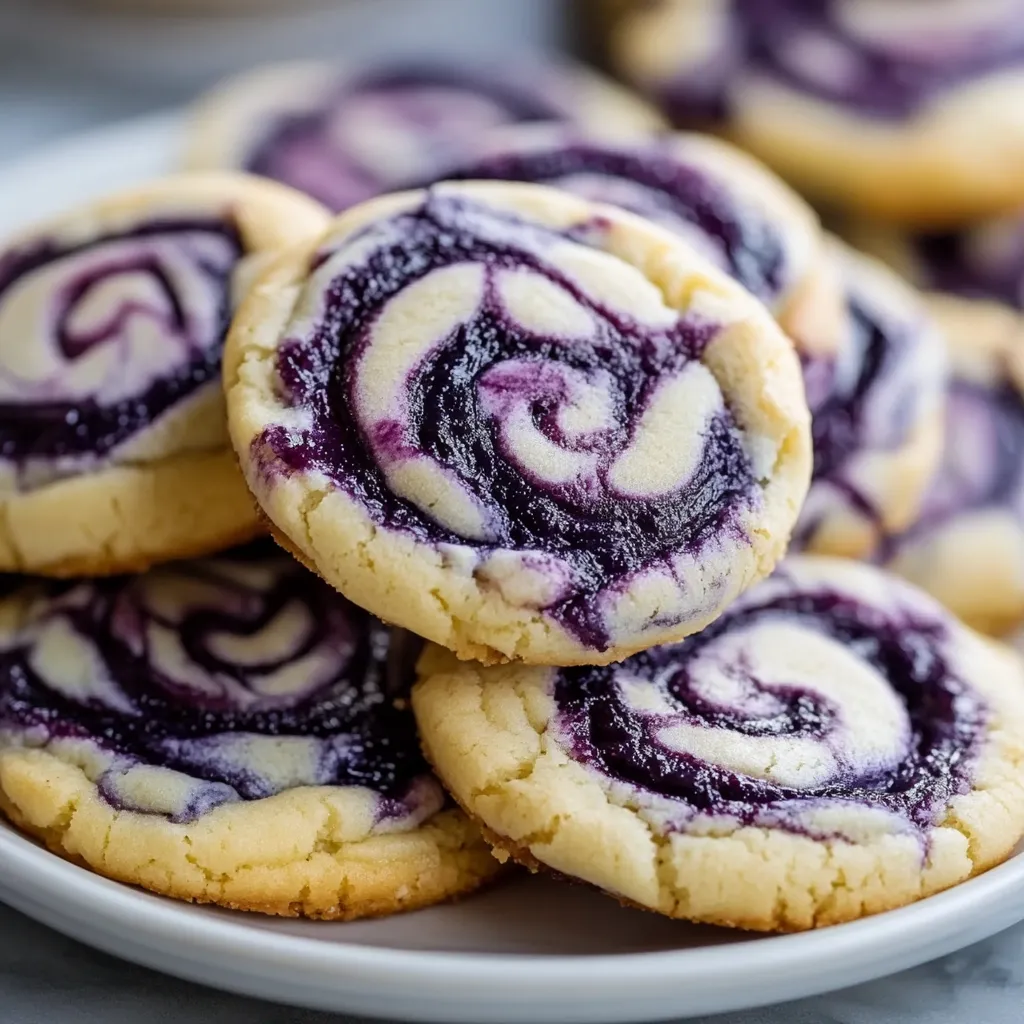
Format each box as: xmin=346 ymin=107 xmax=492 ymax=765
xmin=2 ymin=44 xmax=1024 ymax=934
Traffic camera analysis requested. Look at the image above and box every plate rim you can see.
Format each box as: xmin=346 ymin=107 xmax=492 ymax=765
xmin=2 ymin=112 xmax=1024 ymax=1022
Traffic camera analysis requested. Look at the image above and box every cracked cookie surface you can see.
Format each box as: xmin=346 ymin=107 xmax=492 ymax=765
xmin=413 ymin=556 xmax=1024 ymax=931
xmin=0 ymin=173 xmax=330 ymax=576
xmin=224 ymin=180 xmax=811 ymax=666
xmin=0 ymin=544 xmax=498 ymax=918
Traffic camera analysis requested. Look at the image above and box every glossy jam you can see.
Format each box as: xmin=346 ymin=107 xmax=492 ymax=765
xmin=434 ymin=141 xmax=787 ymax=304
xmin=0 ymin=219 xmax=240 ymax=466
xmin=0 ymin=545 xmax=435 ymax=822
xmin=554 ymin=573 xmax=984 ymax=833
xmin=256 ymin=193 xmax=758 ymax=650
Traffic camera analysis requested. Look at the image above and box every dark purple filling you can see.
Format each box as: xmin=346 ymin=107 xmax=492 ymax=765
xmin=890 ymin=378 xmax=1024 ymax=552
xmin=431 ymin=142 xmax=787 ymax=304
xmin=912 ymin=228 xmax=1024 ymax=308
xmin=256 ymin=192 xmax=757 ymax=650
xmin=0 ymin=219 xmax=241 ymax=464
xmin=246 ymin=65 xmax=579 ymax=212
xmin=659 ymin=0 xmax=1024 ymax=124
xmin=0 ymin=543 xmax=429 ymax=817
xmin=555 ymin=581 xmax=984 ymax=830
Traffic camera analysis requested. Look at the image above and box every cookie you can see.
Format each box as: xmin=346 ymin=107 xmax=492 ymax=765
xmin=184 ymin=59 xmax=664 ymax=212
xmin=611 ymin=0 xmax=1024 ymax=226
xmin=793 ymin=240 xmax=946 ymax=559
xmin=851 ymin=212 xmax=1024 ymax=351
xmin=413 ymin=555 xmax=1024 ymax=932
xmin=431 ymin=124 xmax=845 ymax=351
xmin=886 ymin=298 xmax=1024 ymax=635
xmin=0 ymin=173 xmax=329 ymax=576
xmin=225 ymin=181 xmax=812 ymax=666
xmin=0 ymin=544 xmax=499 ymax=919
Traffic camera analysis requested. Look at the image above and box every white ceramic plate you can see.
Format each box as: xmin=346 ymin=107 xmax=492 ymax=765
xmin=2 ymin=114 xmax=1024 ymax=1024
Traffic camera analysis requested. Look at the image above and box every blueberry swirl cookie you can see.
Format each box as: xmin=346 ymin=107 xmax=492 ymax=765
xmin=611 ymin=0 xmax=1024 ymax=225
xmin=0 ymin=174 xmax=329 ymax=576
xmin=851 ymin=212 xmax=1024 ymax=356
xmin=432 ymin=125 xmax=844 ymax=351
xmin=0 ymin=545 xmax=499 ymax=918
xmin=224 ymin=181 xmax=812 ymax=666
xmin=184 ymin=59 xmax=664 ymax=213
xmin=886 ymin=309 xmax=1024 ymax=635
xmin=414 ymin=556 xmax=1024 ymax=931
xmin=794 ymin=241 xmax=946 ymax=559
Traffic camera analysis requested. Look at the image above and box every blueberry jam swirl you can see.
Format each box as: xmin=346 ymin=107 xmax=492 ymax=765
xmin=794 ymin=258 xmax=941 ymax=550
xmin=434 ymin=138 xmax=790 ymax=307
xmin=892 ymin=378 xmax=1024 ymax=550
xmin=0 ymin=545 xmax=441 ymax=825
xmin=552 ymin=559 xmax=987 ymax=839
xmin=255 ymin=191 xmax=763 ymax=652
xmin=0 ymin=218 xmax=241 ymax=489
xmin=656 ymin=0 xmax=1024 ymax=124
xmin=246 ymin=65 xmax=585 ymax=212
xmin=911 ymin=217 xmax=1024 ymax=308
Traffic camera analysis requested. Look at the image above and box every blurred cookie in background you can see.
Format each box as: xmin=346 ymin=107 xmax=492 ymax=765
xmin=184 ymin=59 xmax=664 ymax=210
xmin=606 ymin=0 xmax=1024 ymax=226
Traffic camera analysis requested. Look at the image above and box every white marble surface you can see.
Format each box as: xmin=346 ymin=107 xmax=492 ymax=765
xmin=2 ymin=895 xmax=1024 ymax=1024
xmin=1 ymin=6 xmax=1023 ymax=1022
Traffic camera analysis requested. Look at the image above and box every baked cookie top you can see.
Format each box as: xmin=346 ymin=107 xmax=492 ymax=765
xmin=414 ymin=556 xmax=1024 ymax=930
xmin=225 ymin=181 xmax=811 ymax=665
xmin=431 ymin=125 xmax=842 ymax=348
xmin=886 ymin=300 xmax=1024 ymax=634
xmin=185 ymin=59 xmax=664 ymax=212
xmin=0 ymin=543 xmax=441 ymax=829
xmin=0 ymin=174 xmax=327 ymax=497
xmin=618 ymin=0 xmax=1024 ymax=124
xmin=795 ymin=241 xmax=945 ymax=558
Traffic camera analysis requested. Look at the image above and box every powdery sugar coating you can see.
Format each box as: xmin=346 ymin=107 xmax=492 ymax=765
xmin=255 ymin=192 xmax=758 ymax=652
xmin=0 ymin=220 xmax=240 ymax=488
xmin=0 ymin=545 xmax=441 ymax=826
xmin=655 ymin=0 xmax=1024 ymax=124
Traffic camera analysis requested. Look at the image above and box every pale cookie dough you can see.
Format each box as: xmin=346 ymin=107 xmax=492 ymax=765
xmin=886 ymin=296 xmax=1024 ymax=635
xmin=0 ymin=173 xmax=329 ymax=576
xmin=413 ymin=556 xmax=1024 ymax=932
xmin=793 ymin=240 xmax=946 ymax=559
xmin=431 ymin=124 xmax=845 ymax=353
xmin=0 ymin=545 xmax=499 ymax=919
xmin=611 ymin=0 xmax=1024 ymax=226
xmin=224 ymin=181 xmax=812 ymax=666
xmin=184 ymin=59 xmax=665 ymax=212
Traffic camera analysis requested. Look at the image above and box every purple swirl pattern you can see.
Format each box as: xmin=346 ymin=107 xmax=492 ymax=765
xmin=254 ymin=190 xmax=768 ymax=652
xmin=244 ymin=64 xmax=602 ymax=212
xmin=794 ymin=249 xmax=944 ymax=553
xmin=0 ymin=218 xmax=241 ymax=487
xmin=909 ymin=215 xmax=1024 ymax=307
xmin=552 ymin=558 xmax=987 ymax=839
xmin=643 ymin=0 xmax=1024 ymax=124
xmin=0 ymin=544 xmax=440 ymax=825
xmin=431 ymin=133 xmax=797 ymax=309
